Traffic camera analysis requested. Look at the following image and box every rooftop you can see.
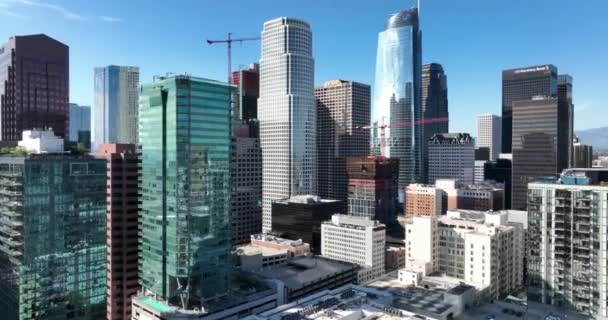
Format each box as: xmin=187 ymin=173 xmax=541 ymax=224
xmin=250 ymin=233 xmax=308 ymax=248
xmin=277 ymin=195 xmax=341 ymax=205
xmin=253 ymin=256 xmax=358 ymax=290
xmin=323 ymin=214 xmax=384 ymax=229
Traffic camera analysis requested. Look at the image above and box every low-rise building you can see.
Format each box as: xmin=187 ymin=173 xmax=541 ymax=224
xmin=385 ymin=245 xmax=406 ymax=272
xmin=436 ymin=179 xmax=504 ymax=211
xmin=405 ymin=184 xmax=443 ymax=216
xmin=321 ymin=214 xmax=386 ymax=284
xmin=17 ymin=129 xmax=64 ymax=153
xmin=235 ymin=234 xmax=311 ymax=271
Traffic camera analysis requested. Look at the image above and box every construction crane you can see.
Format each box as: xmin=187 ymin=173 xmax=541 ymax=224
xmin=206 ymin=33 xmax=260 ymax=83
xmin=356 ymin=117 xmax=449 ymax=157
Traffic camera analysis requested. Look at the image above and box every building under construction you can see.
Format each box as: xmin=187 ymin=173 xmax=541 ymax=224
xmin=346 ymin=156 xmax=398 ymax=225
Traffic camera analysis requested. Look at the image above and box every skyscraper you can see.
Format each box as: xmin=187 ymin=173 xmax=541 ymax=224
xmin=427 ymin=133 xmax=475 ymax=185
xmin=231 ymin=63 xmax=259 ymax=121
xmin=259 ymin=17 xmax=316 ymax=232
xmin=138 ymin=75 xmax=232 ymax=308
xmin=501 ymin=64 xmax=557 ymax=153
xmin=477 ymin=114 xmax=501 ymax=160
xmin=421 ymin=63 xmax=448 ymax=182
xmin=93 ymin=65 xmax=139 ymax=147
xmin=572 ymin=136 xmax=593 ymax=168
xmin=372 ymin=8 xmax=422 ymax=193
xmin=558 ymin=74 xmax=574 ymax=169
xmin=68 ymin=103 xmax=91 ymax=143
xmin=94 ymin=144 xmax=139 ymax=320
xmin=0 ymin=34 xmax=69 ymax=142
xmin=0 ymin=153 xmax=107 ymax=320
xmin=316 ymin=80 xmax=370 ymax=206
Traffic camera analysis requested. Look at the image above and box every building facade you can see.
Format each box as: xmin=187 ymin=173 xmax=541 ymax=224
xmin=0 ymin=154 xmax=107 ymax=320
xmin=138 ymin=76 xmax=232 ymax=309
xmin=477 ymin=114 xmax=501 ymax=161
xmin=231 ymin=63 xmax=259 ymax=121
xmin=501 ymin=64 xmax=557 ymax=153
xmin=0 ymin=34 xmax=69 ymax=142
xmin=93 ymin=65 xmax=139 ymax=147
xmin=484 ymin=157 xmax=512 ymax=209
xmin=372 ymin=8 xmax=423 ymax=191
xmin=421 ymin=63 xmax=449 ymax=183
xmin=474 ymin=160 xmax=486 ymax=184
xmin=557 ymin=75 xmax=574 ymax=169
xmin=321 ymin=214 xmax=386 ymax=284
xmin=259 ymin=17 xmax=316 ymax=232
xmin=94 ymin=144 xmax=138 ymax=320
xmin=69 ymin=103 xmax=91 ymax=143
xmin=347 ymin=156 xmax=398 ymax=226
xmin=527 ymin=169 xmax=608 ymax=318
xmin=404 ymin=183 xmax=443 ymax=217
xmin=315 ymin=80 xmax=370 ymax=206
xmin=428 ymin=133 xmax=474 ymax=185
xmin=572 ymin=136 xmax=593 ymax=168
xmin=231 ymin=123 xmax=262 ymax=246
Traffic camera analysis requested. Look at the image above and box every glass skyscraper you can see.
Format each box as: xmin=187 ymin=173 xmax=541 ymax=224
xmin=68 ymin=103 xmax=91 ymax=142
xmin=371 ymin=8 xmax=422 ymax=194
xmin=138 ymin=75 xmax=232 ymax=309
xmin=259 ymin=17 xmax=316 ymax=232
xmin=0 ymin=154 xmax=107 ymax=320
xmin=93 ymin=65 xmax=139 ymax=148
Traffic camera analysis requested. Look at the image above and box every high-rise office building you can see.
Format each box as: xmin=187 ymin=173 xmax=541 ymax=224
xmin=527 ymin=168 xmax=608 ymax=318
xmin=558 ymin=74 xmax=574 ymax=169
xmin=421 ymin=63 xmax=449 ymax=182
xmin=427 ymin=133 xmax=474 ymax=185
xmin=69 ymin=103 xmax=91 ymax=143
xmin=94 ymin=144 xmax=138 ymax=320
xmin=477 ymin=114 xmax=501 ymax=160
xmin=0 ymin=150 xmax=106 ymax=319
xmin=347 ymin=156 xmax=398 ymax=225
xmin=485 ymin=156 xmax=513 ymax=209
xmin=231 ymin=123 xmax=262 ymax=246
xmin=321 ymin=214 xmax=386 ymax=284
xmin=572 ymin=136 xmax=593 ymax=168
xmin=0 ymin=34 xmax=69 ymax=142
xmin=138 ymin=75 xmax=232 ymax=308
xmin=259 ymin=17 xmax=316 ymax=232
xmin=231 ymin=63 xmax=259 ymax=121
xmin=372 ymin=8 xmax=423 ymax=192
xmin=502 ymin=65 xmax=557 ymax=153
xmin=511 ymin=97 xmax=569 ymax=209
xmin=316 ymin=80 xmax=370 ymax=206
xmin=93 ymin=65 xmax=139 ymax=147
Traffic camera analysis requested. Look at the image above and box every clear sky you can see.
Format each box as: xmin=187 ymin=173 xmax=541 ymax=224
xmin=1 ymin=0 xmax=607 ymax=135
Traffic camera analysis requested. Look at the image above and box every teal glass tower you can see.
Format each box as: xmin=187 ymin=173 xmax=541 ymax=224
xmin=138 ymin=75 xmax=232 ymax=309
xmin=0 ymin=154 xmax=107 ymax=320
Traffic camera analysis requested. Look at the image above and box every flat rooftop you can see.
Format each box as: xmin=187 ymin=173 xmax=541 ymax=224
xmin=457 ymin=300 xmax=587 ymax=320
xmin=254 ymin=256 xmax=357 ymax=290
xmin=236 ymin=244 xmax=287 ymax=257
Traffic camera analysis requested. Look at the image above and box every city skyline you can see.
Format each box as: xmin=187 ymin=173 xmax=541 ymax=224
xmin=1 ymin=0 xmax=606 ymax=134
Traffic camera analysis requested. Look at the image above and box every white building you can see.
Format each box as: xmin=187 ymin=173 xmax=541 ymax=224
xmin=321 ymin=214 xmax=386 ymax=284
xmin=527 ymin=168 xmax=608 ymax=318
xmin=403 ymin=210 xmax=524 ymax=299
xmin=474 ymin=160 xmax=486 ymax=183
xmin=259 ymin=17 xmax=316 ymax=232
xmin=17 ymin=129 xmax=64 ymax=153
xmin=428 ymin=133 xmax=474 ymax=185
xmin=476 ymin=114 xmax=501 ymax=160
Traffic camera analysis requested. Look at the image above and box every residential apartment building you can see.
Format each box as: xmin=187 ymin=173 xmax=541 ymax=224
xmin=321 ymin=214 xmax=386 ymax=284
xmin=527 ymin=168 xmax=608 ymax=318
xmin=428 ymin=133 xmax=474 ymax=185
xmin=404 ymin=183 xmax=443 ymax=216
xmin=94 ymin=144 xmax=138 ymax=320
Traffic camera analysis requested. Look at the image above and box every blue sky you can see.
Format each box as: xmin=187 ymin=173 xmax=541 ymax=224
xmin=1 ymin=0 xmax=607 ymax=135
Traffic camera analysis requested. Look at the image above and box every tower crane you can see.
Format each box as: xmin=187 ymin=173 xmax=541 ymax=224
xmin=206 ymin=33 xmax=260 ymax=83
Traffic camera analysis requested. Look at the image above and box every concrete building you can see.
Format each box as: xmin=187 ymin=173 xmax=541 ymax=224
xmin=94 ymin=144 xmax=138 ymax=320
xmin=474 ymin=160 xmax=486 ymax=183
xmin=0 ymin=34 xmax=69 ymax=142
xmin=271 ymin=195 xmax=343 ymax=253
xmin=259 ymin=17 xmax=316 ymax=232
xmin=385 ymin=245 xmax=406 ymax=272
xmin=421 ymin=63 xmax=449 ymax=183
xmin=69 ymin=103 xmax=91 ymax=144
xmin=527 ymin=168 xmax=608 ymax=318
xmin=433 ymin=179 xmax=505 ymax=212
xmin=321 ymin=214 xmax=386 ymax=284
xmin=347 ymin=156 xmax=398 ymax=225
xmin=235 ymin=234 xmax=310 ymax=271
xmin=404 ymin=183 xmax=443 ymax=217
xmin=253 ymin=256 xmax=359 ymax=304
xmin=315 ymin=80 xmax=370 ymax=208
xmin=403 ymin=210 xmax=525 ymax=300
xmin=428 ymin=133 xmax=474 ymax=185
xmin=572 ymin=136 xmax=593 ymax=168
xmin=93 ymin=65 xmax=139 ymax=147
xmin=0 ymin=154 xmax=107 ymax=320
xmin=17 ymin=129 xmax=64 ymax=153
xmin=477 ymin=114 xmax=501 ymax=160
xmin=231 ymin=122 xmax=262 ymax=246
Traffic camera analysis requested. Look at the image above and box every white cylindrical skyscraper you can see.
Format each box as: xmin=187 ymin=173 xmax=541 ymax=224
xmin=259 ymin=17 xmax=316 ymax=232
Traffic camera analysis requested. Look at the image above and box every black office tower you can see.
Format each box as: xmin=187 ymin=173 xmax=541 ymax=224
xmin=501 ymin=65 xmax=557 ymax=153
xmin=558 ymin=74 xmax=574 ymax=169
xmin=485 ymin=158 xmax=512 ymax=209
xmin=421 ymin=63 xmax=449 ymax=182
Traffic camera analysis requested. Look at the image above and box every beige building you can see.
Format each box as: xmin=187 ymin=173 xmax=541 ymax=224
xmin=235 ymin=234 xmax=310 ymax=271
xmin=436 ymin=179 xmax=504 ymax=211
